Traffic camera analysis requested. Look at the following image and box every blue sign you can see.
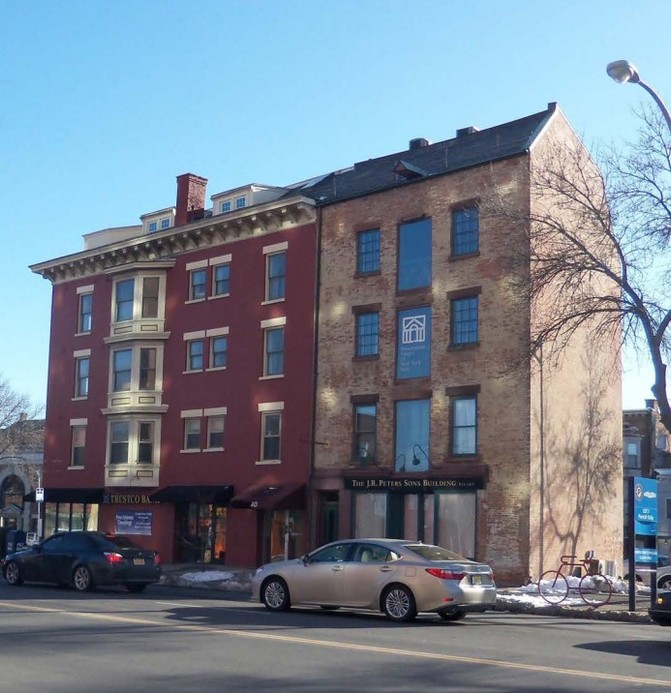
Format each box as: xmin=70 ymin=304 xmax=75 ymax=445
xmin=634 ymin=547 xmax=659 ymax=564
xmin=634 ymin=476 xmax=658 ymax=537
xmin=397 ymin=306 xmax=431 ymax=379
xmin=115 ymin=511 xmax=153 ymax=536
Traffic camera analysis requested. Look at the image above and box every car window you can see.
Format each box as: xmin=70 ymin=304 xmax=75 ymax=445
xmin=96 ymin=534 xmax=140 ymax=550
xmin=59 ymin=533 xmax=93 ymax=551
xmin=404 ymin=544 xmax=466 ymax=561
xmin=41 ymin=535 xmax=65 ymax=552
xmin=355 ymin=544 xmax=398 ymax=563
xmin=309 ymin=543 xmax=352 ymax=563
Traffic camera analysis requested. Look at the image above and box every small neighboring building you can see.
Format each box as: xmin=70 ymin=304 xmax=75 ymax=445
xmin=0 ymin=415 xmax=44 ymax=553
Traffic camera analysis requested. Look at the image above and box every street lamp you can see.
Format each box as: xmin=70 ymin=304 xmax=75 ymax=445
xmin=607 ymin=60 xmax=671 ymax=133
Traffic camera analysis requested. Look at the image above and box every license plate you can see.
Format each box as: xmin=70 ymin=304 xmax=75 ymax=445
xmin=133 ymin=558 xmax=145 ymax=566
xmin=471 ymin=575 xmax=482 ymax=585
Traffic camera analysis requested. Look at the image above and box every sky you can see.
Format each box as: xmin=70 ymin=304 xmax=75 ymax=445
xmin=1 ymin=0 xmax=669 ymax=412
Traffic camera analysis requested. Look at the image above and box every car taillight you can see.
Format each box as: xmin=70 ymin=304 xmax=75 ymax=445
xmin=425 ymin=568 xmax=467 ymax=580
xmin=153 ymin=553 xmax=161 ymax=566
xmin=104 ymin=552 xmax=124 ymax=564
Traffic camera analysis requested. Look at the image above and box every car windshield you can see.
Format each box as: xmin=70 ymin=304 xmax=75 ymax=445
xmin=403 ymin=544 xmax=468 ymax=562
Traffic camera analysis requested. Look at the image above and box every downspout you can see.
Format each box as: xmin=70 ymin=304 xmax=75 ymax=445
xmin=307 ymin=205 xmax=324 ymax=551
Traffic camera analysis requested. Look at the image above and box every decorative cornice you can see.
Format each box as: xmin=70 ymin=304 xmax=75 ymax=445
xmin=31 ymin=196 xmax=317 ymax=284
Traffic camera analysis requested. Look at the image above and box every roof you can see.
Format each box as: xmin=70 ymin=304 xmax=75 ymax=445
xmin=296 ymin=104 xmax=557 ymax=205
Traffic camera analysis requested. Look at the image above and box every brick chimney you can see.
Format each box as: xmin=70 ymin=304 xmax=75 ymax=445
xmin=175 ymin=173 xmax=208 ymax=226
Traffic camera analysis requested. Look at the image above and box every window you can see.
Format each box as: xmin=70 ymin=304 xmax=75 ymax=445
xmin=220 ymin=200 xmax=232 ymax=213
xmin=139 ymin=348 xmax=156 ymax=390
xmin=71 ymin=425 xmax=86 ymax=467
xmin=357 ymin=229 xmax=381 ymax=274
xmin=142 ymin=277 xmax=159 ymax=318
xmin=78 ymin=293 xmax=92 ymax=333
xmin=207 ymin=415 xmax=225 ymax=449
xmin=213 ymin=263 xmax=230 ymax=296
xmin=211 ymin=336 xmax=227 ymax=369
xmin=264 ymin=327 xmax=284 ymax=376
xmin=110 ymin=421 xmax=130 ymax=464
xmin=625 ymin=441 xmax=640 ymax=468
xmin=451 ymin=296 xmax=479 ymax=345
xmin=395 ymin=399 xmax=430 ymax=472
xmin=355 ymin=312 xmax=379 ymax=357
xmin=187 ymin=340 xmax=204 ymax=371
xmin=184 ymin=418 xmax=201 ymax=450
xmin=138 ymin=422 xmax=154 ymax=463
xmin=451 ymin=396 xmax=477 ymax=456
xmin=452 ymin=207 xmax=479 ymax=256
xmin=148 ymin=221 xmax=158 ymax=232
xmin=667 ymin=498 xmax=671 ymax=521
xmin=160 ymin=217 xmax=170 ymax=230
xmin=115 ymin=279 xmax=135 ymax=322
xmin=354 ymin=403 xmax=376 ymax=462
xmin=266 ymin=252 xmax=286 ymax=301
xmin=113 ymin=275 xmax=164 ymax=323
xmin=398 ymin=218 xmax=431 ymax=291
xmin=75 ymin=356 xmax=90 ymax=398
xmin=261 ymin=412 xmax=281 ymax=460
xmin=235 ymin=196 xmax=246 ymax=209
xmin=113 ymin=349 xmax=132 ymax=391
xmin=189 ymin=268 xmax=207 ymax=301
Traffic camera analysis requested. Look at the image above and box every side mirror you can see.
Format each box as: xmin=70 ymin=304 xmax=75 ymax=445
xmin=301 ymin=554 xmax=310 ymax=566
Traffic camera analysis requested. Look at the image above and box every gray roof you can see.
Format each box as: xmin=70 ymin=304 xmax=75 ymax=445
xmin=295 ymin=104 xmax=556 ymax=205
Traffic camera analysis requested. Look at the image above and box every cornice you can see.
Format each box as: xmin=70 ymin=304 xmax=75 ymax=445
xmin=31 ymin=196 xmax=316 ymax=284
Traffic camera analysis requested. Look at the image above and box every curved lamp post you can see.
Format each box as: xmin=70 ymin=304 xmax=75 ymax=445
xmin=607 ymin=60 xmax=671 ymax=133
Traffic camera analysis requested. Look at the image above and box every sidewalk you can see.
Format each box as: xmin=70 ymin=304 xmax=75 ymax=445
xmin=158 ymin=564 xmax=655 ymax=623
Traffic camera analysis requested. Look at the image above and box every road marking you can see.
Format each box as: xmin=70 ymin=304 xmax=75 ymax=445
xmin=1 ymin=601 xmax=669 ymax=688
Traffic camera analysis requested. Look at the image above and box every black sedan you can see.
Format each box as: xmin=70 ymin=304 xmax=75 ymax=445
xmin=649 ymin=590 xmax=671 ymax=626
xmin=1 ymin=531 xmax=161 ymax=593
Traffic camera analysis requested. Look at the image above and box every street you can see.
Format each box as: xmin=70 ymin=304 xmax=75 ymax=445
xmin=0 ymin=581 xmax=670 ymax=692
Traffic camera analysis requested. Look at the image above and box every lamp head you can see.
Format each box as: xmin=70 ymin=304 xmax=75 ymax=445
xmin=607 ymin=60 xmax=641 ymax=84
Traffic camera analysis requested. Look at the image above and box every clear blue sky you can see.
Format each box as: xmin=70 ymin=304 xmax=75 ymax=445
xmin=1 ymin=0 xmax=668 ymax=411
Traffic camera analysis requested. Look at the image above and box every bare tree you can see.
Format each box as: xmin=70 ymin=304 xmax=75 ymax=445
xmin=0 ymin=374 xmax=43 ymax=458
xmin=484 ymin=104 xmax=671 ymax=435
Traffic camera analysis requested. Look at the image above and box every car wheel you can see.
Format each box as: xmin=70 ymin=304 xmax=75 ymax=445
xmin=126 ymin=584 xmax=147 ymax=594
xmin=382 ymin=585 xmax=417 ymax=622
xmin=4 ymin=561 xmax=23 ymax=586
xmin=658 ymin=576 xmax=671 ymax=591
xmin=261 ymin=577 xmax=291 ymax=611
xmin=72 ymin=565 xmax=94 ymax=592
xmin=438 ymin=609 xmax=466 ymax=622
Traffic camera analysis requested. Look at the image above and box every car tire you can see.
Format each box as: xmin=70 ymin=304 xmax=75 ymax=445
xmin=382 ymin=585 xmax=417 ymax=622
xmin=658 ymin=576 xmax=671 ymax=591
xmin=72 ymin=565 xmax=94 ymax=592
xmin=438 ymin=609 xmax=466 ymax=622
xmin=4 ymin=561 xmax=23 ymax=586
xmin=126 ymin=584 xmax=147 ymax=593
xmin=261 ymin=577 xmax=291 ymax=611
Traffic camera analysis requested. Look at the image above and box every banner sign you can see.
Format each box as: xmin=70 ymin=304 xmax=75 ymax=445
xmin=396 ymin=306 xmax=431 ymax=379
xmin=633 ymin=476 xmax=658 ymax=536
xmin=115 ymin=511 xmax=153 ymax=536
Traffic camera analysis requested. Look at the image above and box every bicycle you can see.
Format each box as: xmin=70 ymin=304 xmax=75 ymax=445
xmin=538 ymin=552 xmax=613 ymax=607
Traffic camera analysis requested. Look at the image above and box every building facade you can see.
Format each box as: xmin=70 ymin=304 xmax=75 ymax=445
xmin=308 ymin=104 xmax=623 ymax=585
xmin=31 ymin=175 xmax=318 ymax=567
xmin=32 ymin=104 xmax=623 ymax=583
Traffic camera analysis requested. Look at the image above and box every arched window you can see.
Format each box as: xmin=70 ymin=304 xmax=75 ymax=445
xmin=1 ymin=475 xmax=24 ymax=509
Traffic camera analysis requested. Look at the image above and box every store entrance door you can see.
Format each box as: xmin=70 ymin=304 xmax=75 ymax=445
xmin=174 ymin=503 xmax=227 ymax=563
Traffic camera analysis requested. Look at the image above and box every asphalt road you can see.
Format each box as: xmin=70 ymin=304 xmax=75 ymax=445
xmin=1 ymin=581 xmax=670 ymax=692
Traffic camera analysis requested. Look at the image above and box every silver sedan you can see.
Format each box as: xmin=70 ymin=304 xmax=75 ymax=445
xmin=252 ymin=538 xmax=496 ymax=622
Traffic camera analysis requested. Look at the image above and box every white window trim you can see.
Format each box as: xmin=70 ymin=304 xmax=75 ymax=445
xmin=70 ymin=418 xmax=88 ymax=426
xmin=110 ymin=272 xmax=167 ymax=325
xmin=260 ymin=317 xmax=286 ymax=329
xmin=76 ymin=285 xmax=94 ymax=295
xmin=105 ymin=416 xmax=161 ymax=469
xmin=186 ymin=259 xmax=208 ymax=271
xmin=184 ymin=330 xmax=206 ymax=340
xmin=258 ymin=401 xmax=284 ymax=412
xmin=109 ymin=344 xmax=164 ymax=394
xmin=181 ymin=409 xmax=204 ymax=418
xmin=73 ymin=349 xmax=91 ymax=358
xmin=206 ymin=327 xmax=229 ymax=337
xmin=209 ymin=254 xmax=232 ymax=266
xmin=262 ymin=241 xmax=288 ymax=255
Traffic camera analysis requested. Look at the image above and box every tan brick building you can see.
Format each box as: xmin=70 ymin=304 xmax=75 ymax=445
xmin=306 ymin=103 xmax=622 ymax=585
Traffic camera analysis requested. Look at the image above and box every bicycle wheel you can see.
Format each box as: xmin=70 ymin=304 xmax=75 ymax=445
xmin=578 ymin=573 xmax=613 ymax=607
xmin=538 ymin=570 xmax=569 ymax=604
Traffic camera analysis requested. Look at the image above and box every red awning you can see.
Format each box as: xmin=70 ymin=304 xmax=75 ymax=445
xmin=230 ymin=483 xmax=305 ymax=511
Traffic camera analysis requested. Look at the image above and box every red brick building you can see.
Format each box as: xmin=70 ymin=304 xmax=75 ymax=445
xmin=31 ymin=175 xmax=317 ymax=567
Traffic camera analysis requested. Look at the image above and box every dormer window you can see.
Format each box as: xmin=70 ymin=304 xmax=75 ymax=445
xmin=235 ymin=196 xmax=247 ymax=210
xmin=220 ymin=200 xmax=232 ymax=214
xmin=148 ymin=221 xmax=158 ymax=232
xmin=160 ymin=217 xmax=170 ymax=230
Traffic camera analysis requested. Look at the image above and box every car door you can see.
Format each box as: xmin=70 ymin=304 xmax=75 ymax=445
xmin=289 ymin=542 xmax=352 ymax=606
xmin=341 ymin=543 xmax=401 ymax=608
xmin=23 ymin=534 xmax=66 ymax=583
